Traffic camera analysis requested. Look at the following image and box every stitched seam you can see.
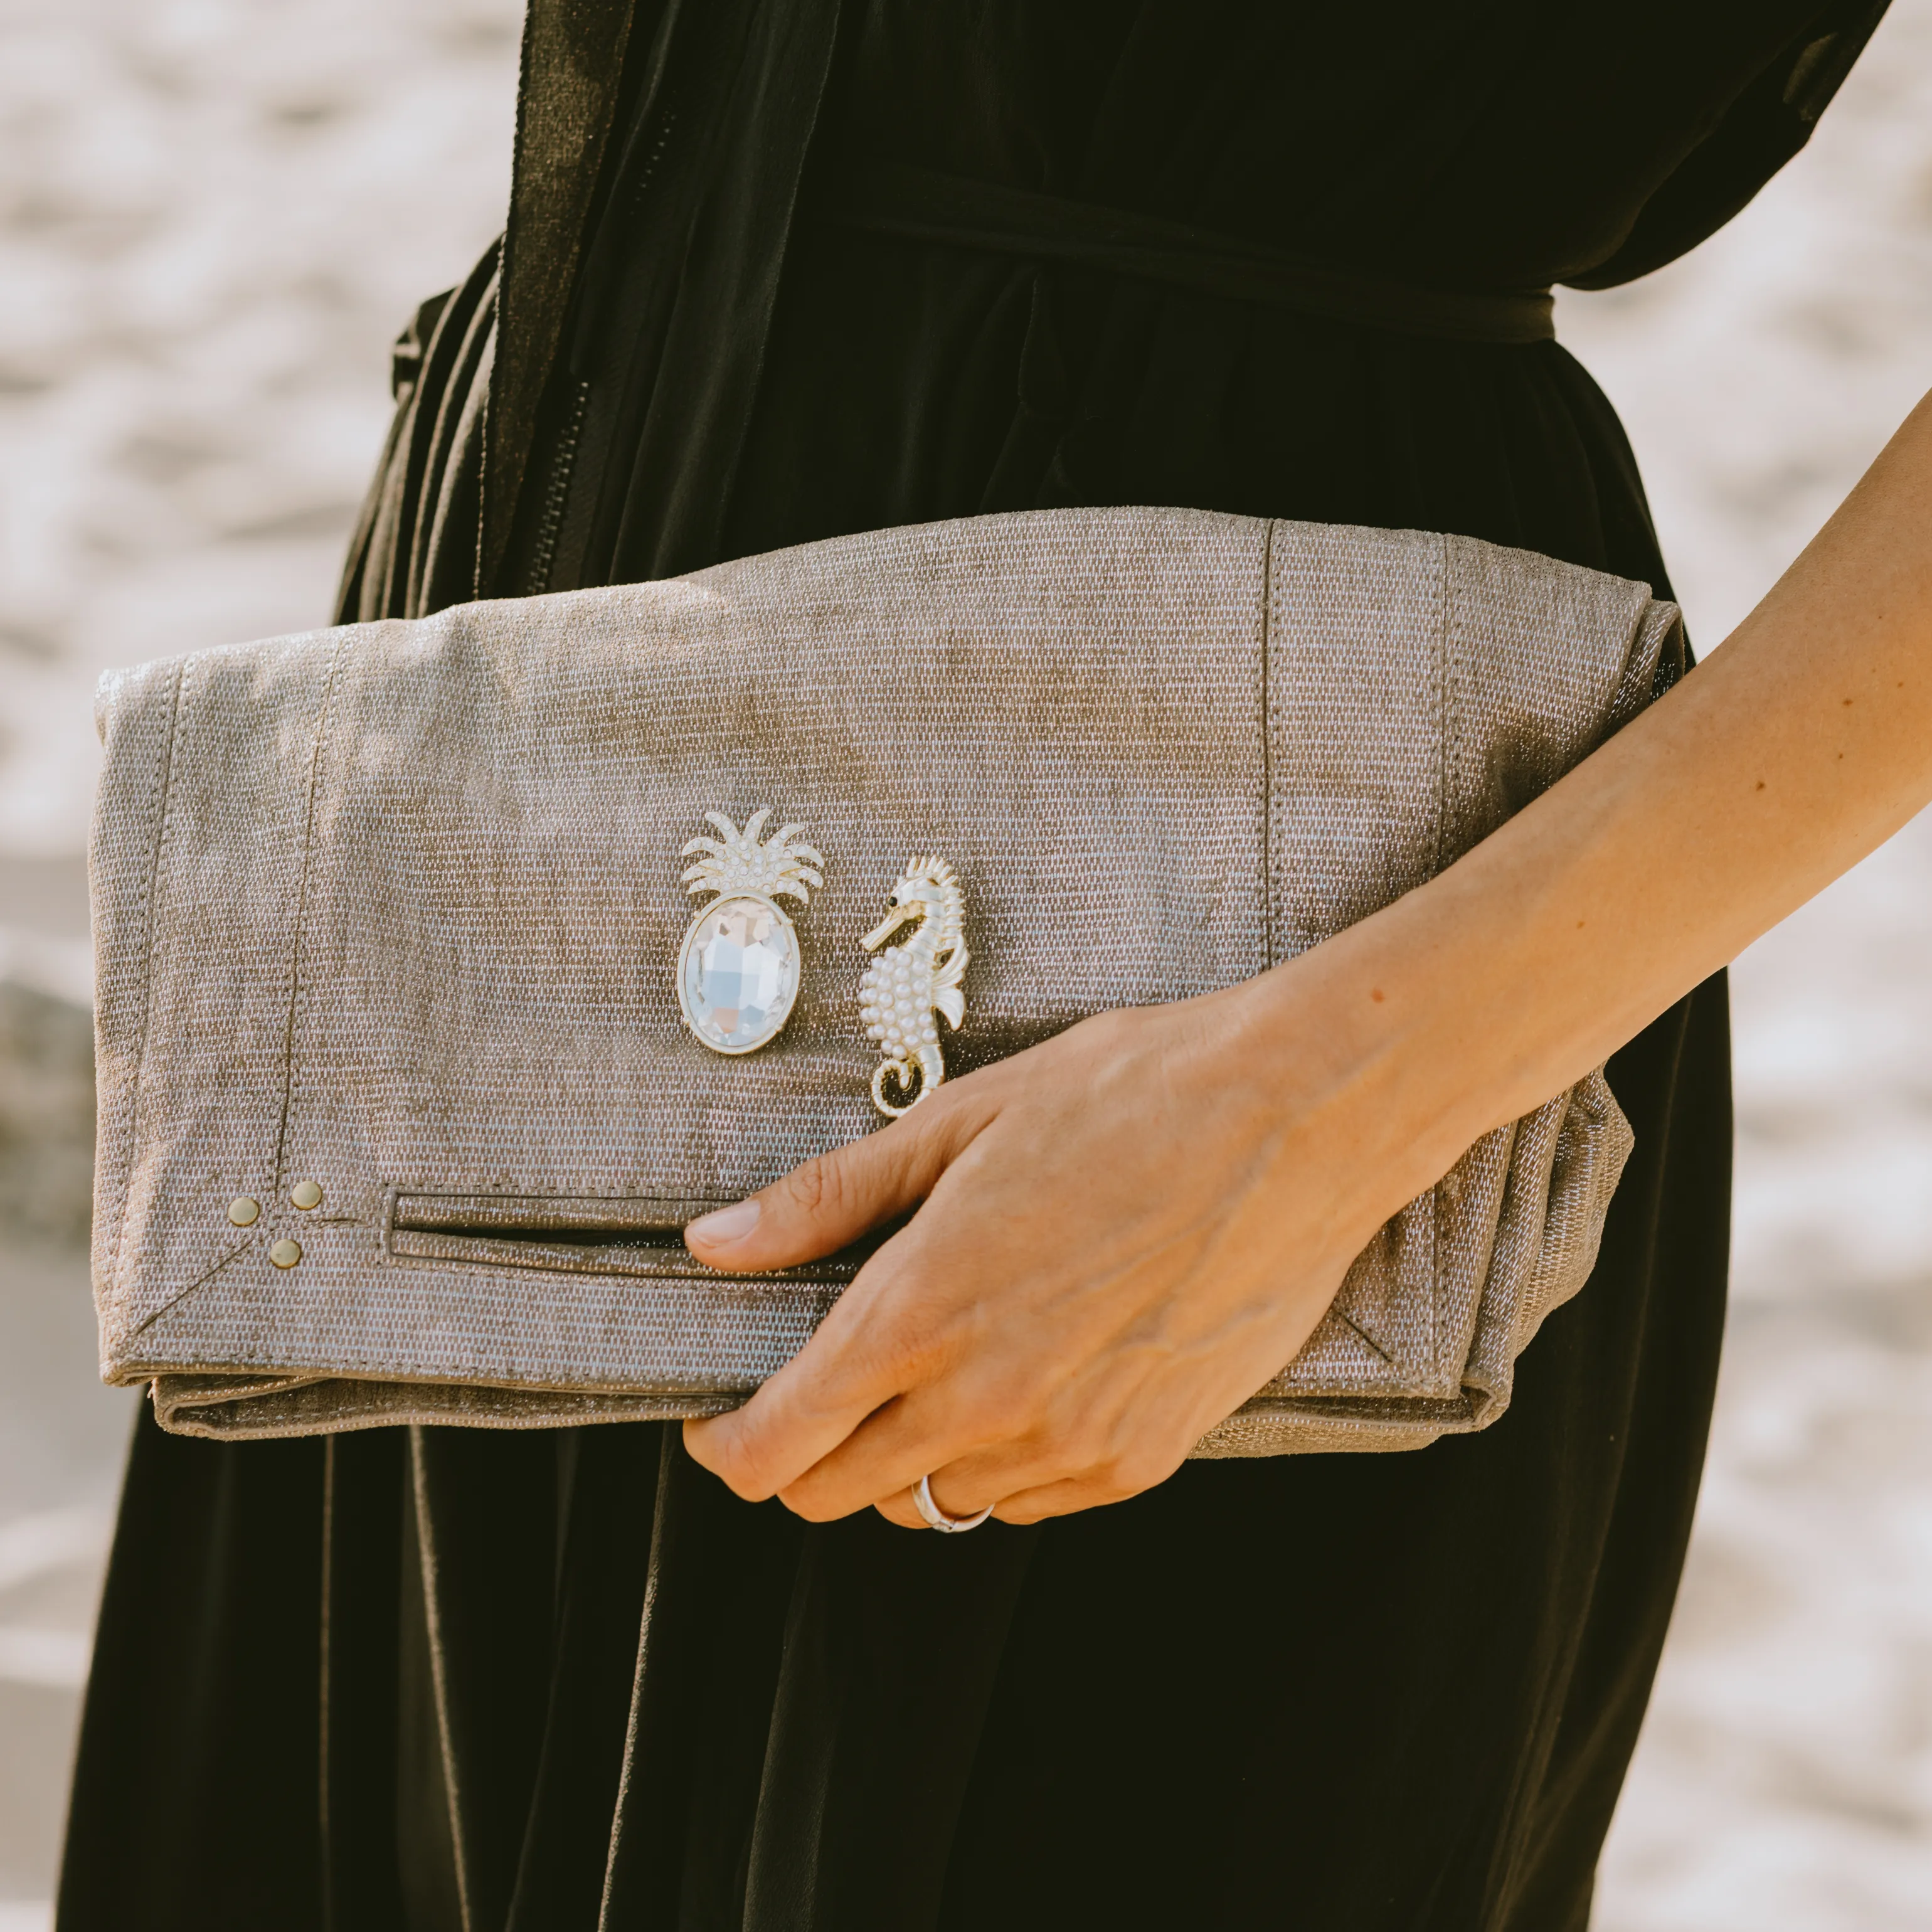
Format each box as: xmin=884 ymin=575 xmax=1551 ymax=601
xmin=108 ymin=654 xmax=190 ymax=1311
xmin=1273 ymin=1307 xmax=1415 ymax=1386
xmin=129 ymin=1326 xmax=834 ymax=1386
xmin=127 ymin=1237 xmax=252 ymax=1338
xmin=388 ymin=1186 xmax=738 ymax=1205
xmin=1258 ymin=518 xmax=1275 ymax=970
xmin=1432 ymin=533 xmax=1452 ymax=1382
xmin=375 ymin=1182 xmax=400 ymax=1268
xmin=164 ymin=1394 xmax=736 ymax=1442
xmin=157 ymin=1372 xmax=329 ymax=1402
xmin=1334 ymin=1307 xmax=1397 ymax=1369
xmin=272 ymin=633 xmax=350 ymax=1196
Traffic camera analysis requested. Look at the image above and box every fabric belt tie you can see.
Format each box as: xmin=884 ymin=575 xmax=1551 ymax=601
xmin=816 ymin=161 xmax=1554 ymax=346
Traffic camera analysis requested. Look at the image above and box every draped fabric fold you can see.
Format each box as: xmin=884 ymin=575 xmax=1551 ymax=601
xmin=811 ymin=161 xmax=1558 ymax=341
xmin=336 ymin=244 xmax=499 ymax=623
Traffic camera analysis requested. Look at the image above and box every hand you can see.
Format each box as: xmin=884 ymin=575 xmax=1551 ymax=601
xmin=684 ymin=384 xmax=1932 ymax=1531
xmin=681 ymin=967 xmax=1426 ymax=1528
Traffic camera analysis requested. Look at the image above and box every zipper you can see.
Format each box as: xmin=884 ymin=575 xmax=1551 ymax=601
xmin=519 ymin=104 xmax=684 ymax=597
xmin=521 ymin=377 xmax=592 ymax=597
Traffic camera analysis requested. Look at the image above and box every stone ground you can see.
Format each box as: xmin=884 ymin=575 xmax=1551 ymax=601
xmin=0 ymin=2 xmax=1928 ymax=1924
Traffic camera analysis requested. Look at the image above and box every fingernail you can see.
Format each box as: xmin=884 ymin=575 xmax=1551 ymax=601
xmin=687 ymin=1198 xmax=760 ymax=1245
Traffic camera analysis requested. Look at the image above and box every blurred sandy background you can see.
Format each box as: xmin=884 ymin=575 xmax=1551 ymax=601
xmin=0 ymin=3 xmax=1928 ymax=1925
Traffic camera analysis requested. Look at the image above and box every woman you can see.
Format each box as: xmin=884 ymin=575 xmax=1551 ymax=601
xmin=60 ymin=3 xmax=1926 ymax=1928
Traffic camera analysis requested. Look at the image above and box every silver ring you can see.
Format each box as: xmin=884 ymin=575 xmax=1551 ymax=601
xmin=912 ymin=1473 xmax=993 ymax=1534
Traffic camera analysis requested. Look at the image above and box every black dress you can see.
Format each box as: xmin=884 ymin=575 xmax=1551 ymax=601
xmin=58 ymin=5 xmax=1889 ymax=1929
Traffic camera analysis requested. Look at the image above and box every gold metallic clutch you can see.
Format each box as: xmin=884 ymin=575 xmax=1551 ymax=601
xmin=88 ymin=508 xmax=1679 ymax=1453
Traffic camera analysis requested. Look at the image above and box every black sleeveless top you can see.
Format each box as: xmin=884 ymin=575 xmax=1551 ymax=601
xmin=64 ymin=6 xmax=1886 ymax=1931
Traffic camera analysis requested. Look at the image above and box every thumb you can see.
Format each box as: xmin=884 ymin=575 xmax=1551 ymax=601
xmin=683 ymin=1086 xmax=985 ymax=1271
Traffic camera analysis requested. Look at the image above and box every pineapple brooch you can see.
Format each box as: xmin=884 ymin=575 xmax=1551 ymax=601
xmin=676 ymin=809 xmax=824 ymax=1054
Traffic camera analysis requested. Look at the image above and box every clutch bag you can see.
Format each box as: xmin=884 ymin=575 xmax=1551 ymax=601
xmin=88 ymin=507 xmax=1680 ymax=1453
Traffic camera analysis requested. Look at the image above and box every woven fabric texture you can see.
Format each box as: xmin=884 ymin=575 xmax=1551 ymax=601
xmin=89 ymin=507 xmax=1678 ymax=1452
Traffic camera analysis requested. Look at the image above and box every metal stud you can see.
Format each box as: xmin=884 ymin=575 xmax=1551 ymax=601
xmin=290 ymin=1180 xmax=323 ymax=1211
xmin=268 ymin=1239 xmax=302 ymax=1269
xmin=228 ymin=1197 xmax=260 ymax=1228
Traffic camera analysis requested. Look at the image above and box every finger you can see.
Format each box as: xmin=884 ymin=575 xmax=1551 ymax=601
xmin=682 ymin=1080 xmax=992 ymax=1272
xmin=872 ymin=1488 xmax=928 ymax=1530
xmin=775 ymin=1364 xmax=1101 ymax=1524
xmin=682 ymin=1236 xmax=943 ymax=1501
xmin=682 ymin=1351 xmax=905 ymax=1506
xmin=987 ymin=1460 xmax=1182 ymax=1524
xmin=989 ymin=1475 xmax=1123 ymax=1524
xmin=751 ymin=1279 xmax=1089 ymax=1520
xmin=792 ymin=1394 xmax=1187 ymax=1527
xmin=867 ymin=1452 xmax=1131 ymax=1532
xmin=871 ymin=1470 xmax=1001 ymax=1532
xmin=774 ymin=1392 xmax=1006 ymax=1522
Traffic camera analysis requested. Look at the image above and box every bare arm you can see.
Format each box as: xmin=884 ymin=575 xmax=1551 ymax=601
xmin=681 ymin=386 xmax=1932 ymax=1529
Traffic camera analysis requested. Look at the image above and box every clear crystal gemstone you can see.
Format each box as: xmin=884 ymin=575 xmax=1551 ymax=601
xmin=681 ymin=896 xmax=799 ymax=1053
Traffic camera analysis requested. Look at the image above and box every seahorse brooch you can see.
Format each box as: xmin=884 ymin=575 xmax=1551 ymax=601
xmin=858 ymin=857 xmax=969 ymax=1117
